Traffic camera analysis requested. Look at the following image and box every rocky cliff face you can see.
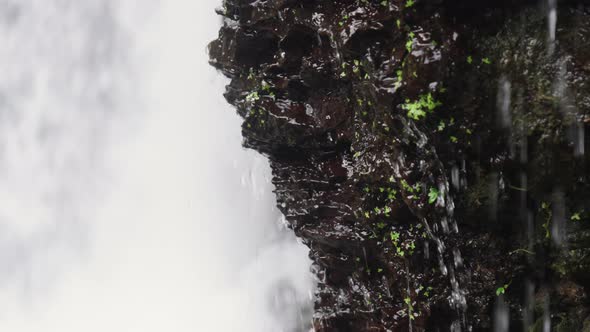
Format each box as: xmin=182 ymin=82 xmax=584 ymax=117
xmin=209 ymin=1 xmax=590 ymax=331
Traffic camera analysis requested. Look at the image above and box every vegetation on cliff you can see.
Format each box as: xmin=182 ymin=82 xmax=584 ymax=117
xmin=209 ymin=1 xmax=590 ymax=330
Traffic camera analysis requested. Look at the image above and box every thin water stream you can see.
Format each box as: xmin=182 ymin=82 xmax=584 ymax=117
xmin=0 ymin=1 xmax=314 ymax=331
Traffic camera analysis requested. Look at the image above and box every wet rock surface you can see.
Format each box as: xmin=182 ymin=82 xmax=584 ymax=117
xmin=209 ymin=1 xmax=590 ymax=331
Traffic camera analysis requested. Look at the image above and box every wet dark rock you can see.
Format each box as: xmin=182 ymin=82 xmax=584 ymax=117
xmin=209 ymin=1 xmax=590 ymax=331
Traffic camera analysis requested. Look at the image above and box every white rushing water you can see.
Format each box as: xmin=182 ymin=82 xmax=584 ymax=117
xmin=0 ymin=0 xmax=314 ymax=331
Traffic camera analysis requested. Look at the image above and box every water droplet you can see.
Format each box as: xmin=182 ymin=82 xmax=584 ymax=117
xmin=547 ymin=0 xmax=557 ymax=55
xmin=496 ymin=77 xmax=512 ymax=129
xmin=493 ymin=296 xmax=510 ymax=332
xmin=451 ymin=165 xmax=460 ymax=191
xmin=453 ymin=248 xmax=463 ymax=268
xmin=574 ymin=121 xmax=585 ymax=157
xmin=551 ymin=189 xmax=566 ymax=246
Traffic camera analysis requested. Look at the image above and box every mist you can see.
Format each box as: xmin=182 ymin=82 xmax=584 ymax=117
xmin=0 ymin=0 xmax=314 ymax=331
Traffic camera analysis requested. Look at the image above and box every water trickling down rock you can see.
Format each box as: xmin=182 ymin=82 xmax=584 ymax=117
xmin=209 ymin=0 xmax=590 ymax=330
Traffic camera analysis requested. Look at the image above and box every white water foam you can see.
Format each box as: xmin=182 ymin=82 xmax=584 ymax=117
xmin=0 ymin=1 xmax=314 ymax=331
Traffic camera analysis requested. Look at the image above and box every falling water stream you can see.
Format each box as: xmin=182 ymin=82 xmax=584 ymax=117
xmin=0 ymin=0 xmax=314 ymax=331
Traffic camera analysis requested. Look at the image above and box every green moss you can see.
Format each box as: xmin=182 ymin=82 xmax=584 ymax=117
xmin=406 ymin=32 xmax=415 ymax=53
xmin=428 ymin=187 xmax=439 ymax=204
xmin=245 ymin=91 xmax=260 ymax=102
xmin=402 ymin=93 xmax=442 ymax=120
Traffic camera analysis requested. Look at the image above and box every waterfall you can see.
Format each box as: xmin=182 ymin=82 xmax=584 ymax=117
xmin=0 ymin=0 xmax=314 ymax=331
